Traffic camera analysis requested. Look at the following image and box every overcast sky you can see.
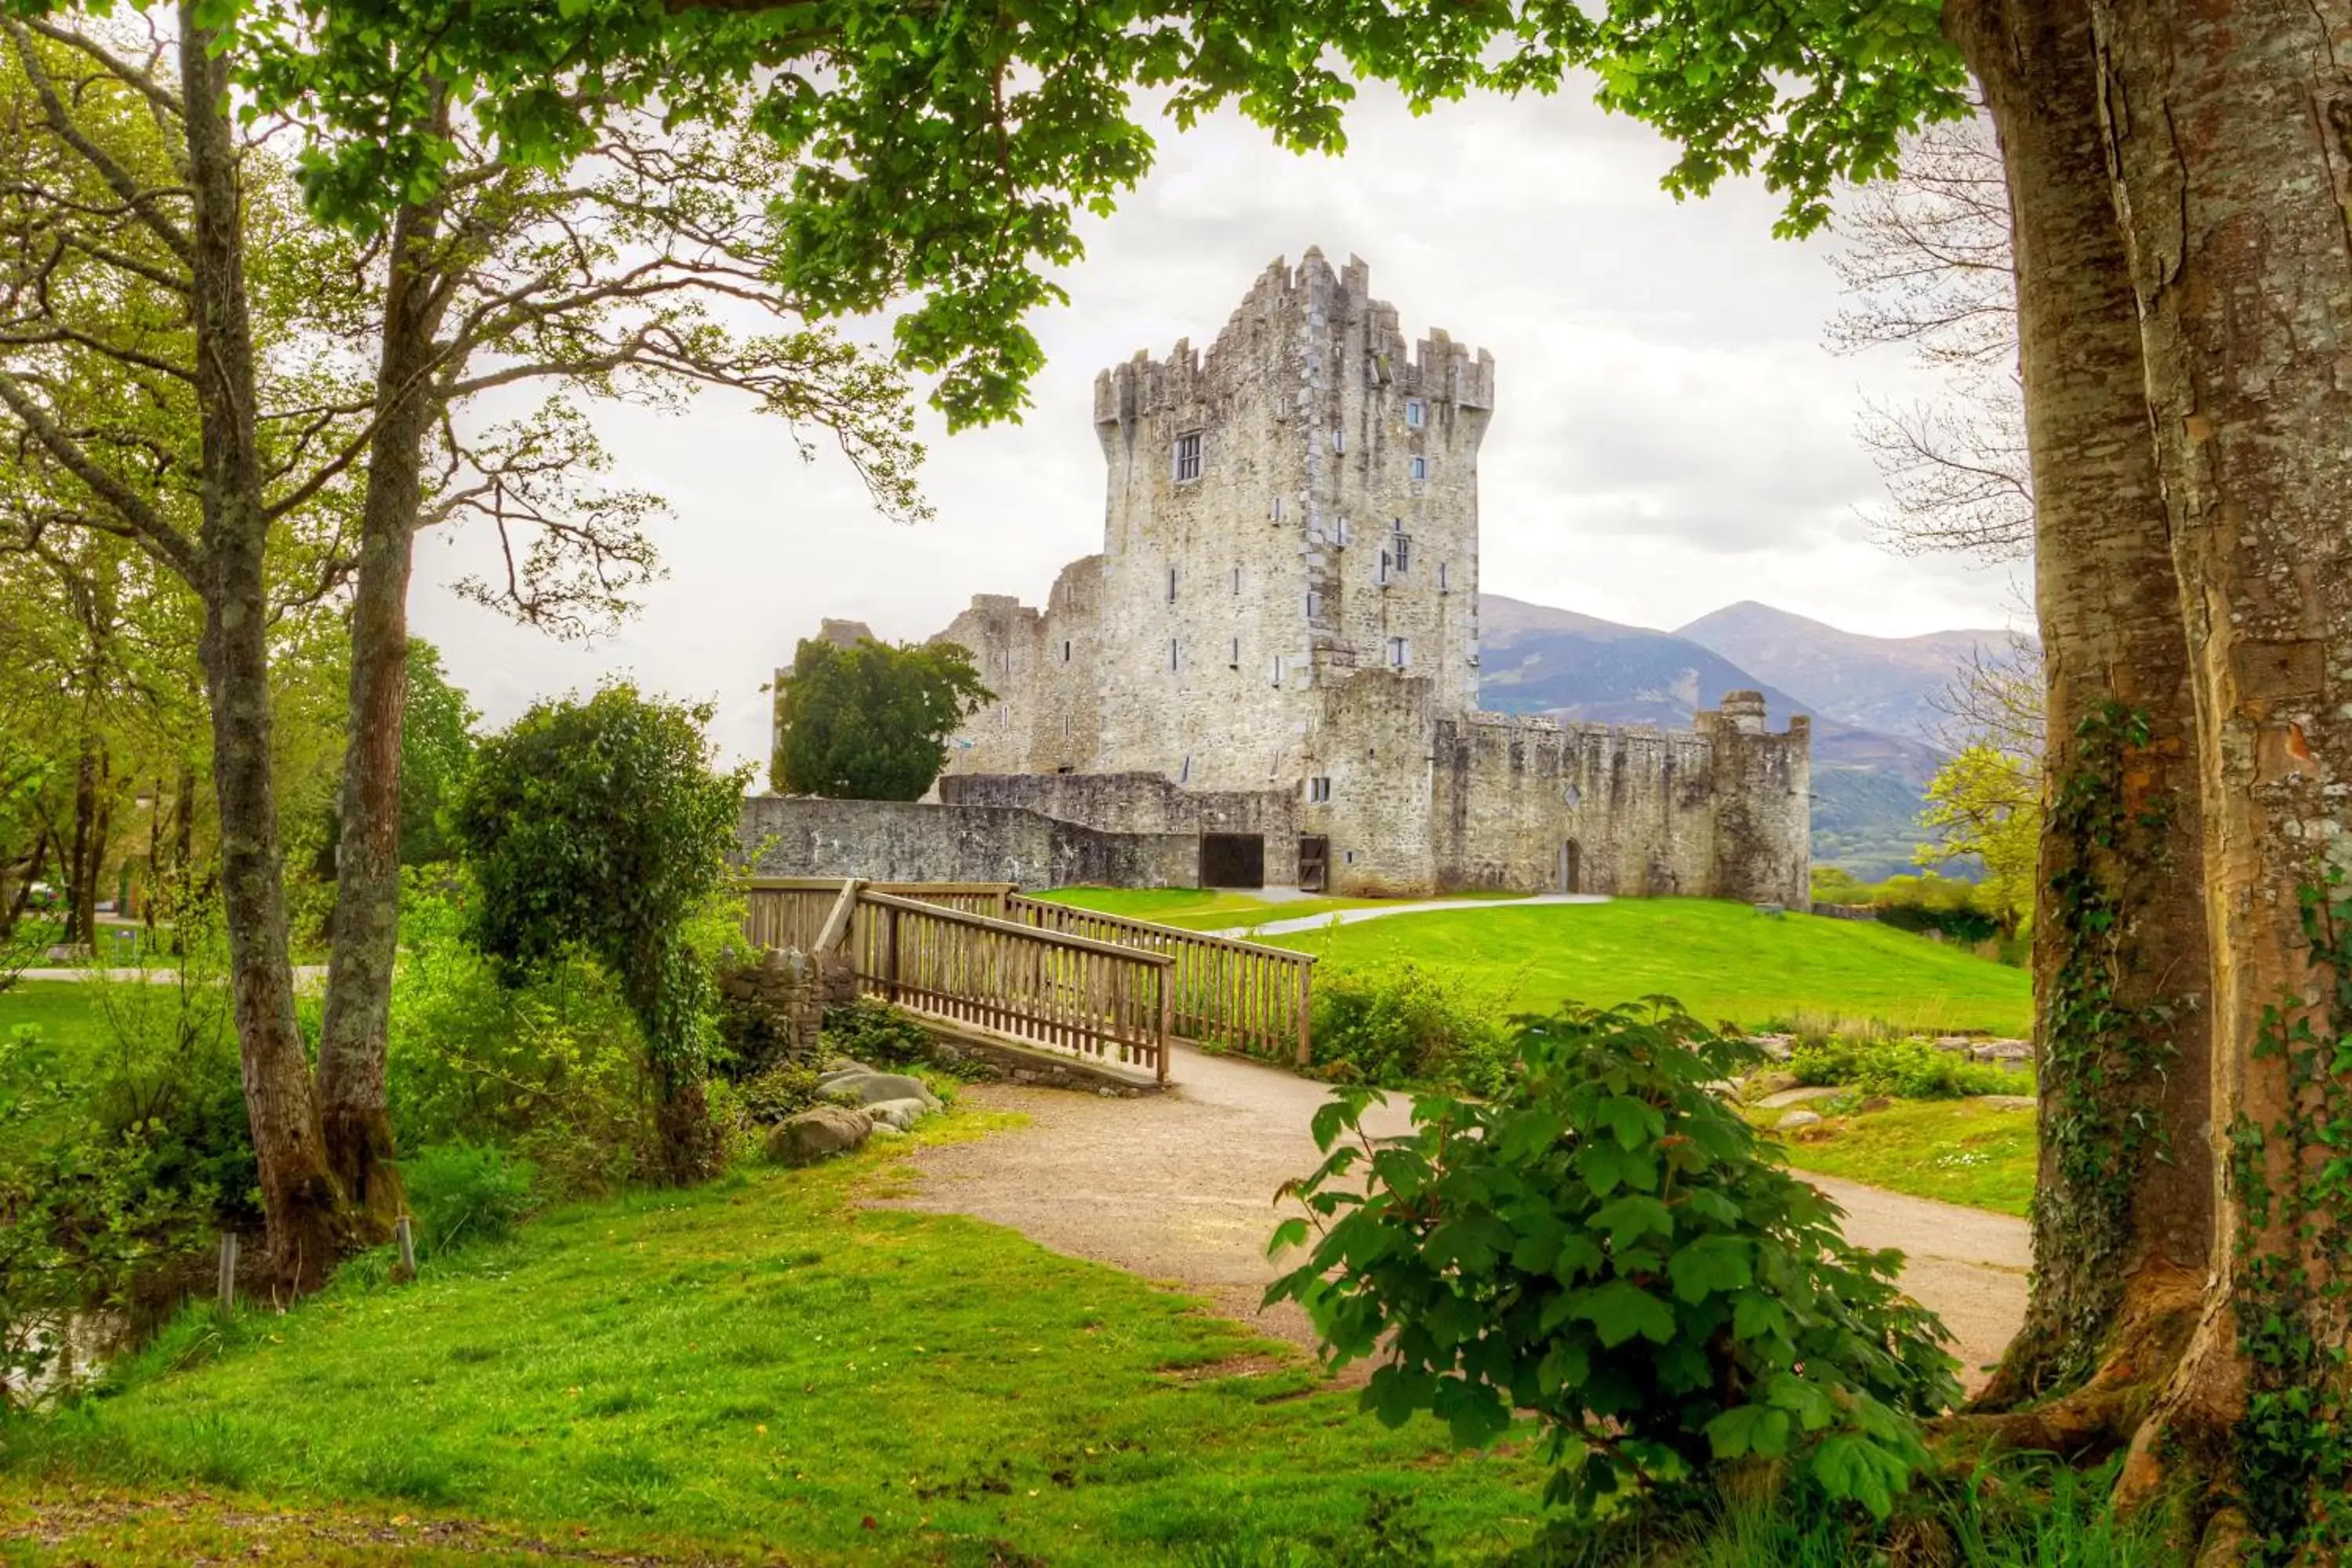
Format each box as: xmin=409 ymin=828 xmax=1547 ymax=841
xmin=407 ymin=80 xmax=2025 ymax=768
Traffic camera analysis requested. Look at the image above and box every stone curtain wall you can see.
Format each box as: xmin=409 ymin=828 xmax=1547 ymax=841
xmin=737 ymin=797 xmax=1199 ymax=889
xmin=938 ymin=771 xmax=1303 ymax=885
xmin=1425 ymin=694 xmax=1812 ymax=908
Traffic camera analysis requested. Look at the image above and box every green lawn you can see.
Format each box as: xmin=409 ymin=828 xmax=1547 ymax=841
xmin=1033 ymin=887 xmax=1391 ymax=931
xmin=1759 ymin=1098 xmax=2038 ymax=1217
xmin=0 ymin=981 xmax=105 ymax=1050
xmin=1261 ymin=899 xmax=2032 ymax=1036
xmin=2 ymin=1121 xmax=1544 ymax=1566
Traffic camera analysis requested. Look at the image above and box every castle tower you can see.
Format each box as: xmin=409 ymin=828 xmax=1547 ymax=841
xmin=1085 ymin=250 xmax=1494 ymax=789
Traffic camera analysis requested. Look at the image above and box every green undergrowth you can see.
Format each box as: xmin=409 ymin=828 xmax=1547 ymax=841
xmin=1266 ymin=901 xmax=2031 ymax=1037
xmin=2 ymin=1116 xmax=1545 ymax=1566
xmin=1755 ymin=1099 xmax=2037 ymax=1217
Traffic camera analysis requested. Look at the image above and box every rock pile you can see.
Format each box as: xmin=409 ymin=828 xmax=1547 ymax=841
xmin=765 ymin=1057 xmax=946 ymax=1166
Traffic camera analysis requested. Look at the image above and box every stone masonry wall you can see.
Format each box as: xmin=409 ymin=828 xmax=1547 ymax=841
xmin=737 ymin=797 xmax=1197 ymax=889
xmin=938 ymin=772 xmax=1302 ymax=885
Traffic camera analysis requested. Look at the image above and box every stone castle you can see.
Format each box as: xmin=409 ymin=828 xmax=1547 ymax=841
xmin=780 ymin=252 xmax=1811 ymax=906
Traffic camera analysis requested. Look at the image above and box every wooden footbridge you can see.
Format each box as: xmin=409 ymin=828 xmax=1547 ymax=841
xmin=742 ymin=879 xmax=1317 ymax=1084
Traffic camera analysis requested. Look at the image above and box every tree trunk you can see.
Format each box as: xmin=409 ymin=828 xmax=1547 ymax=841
xmin=1944 ymin=0 xmax=2216 ymax=1432
xmin=2088 ymin=0 xmax=2352 ymax=1544
xmin=318 ymin=187 xmax=449 ymax=1236
xmin=64 ymin=731 xmax=99 ymax=948
xmin=180 ymin=9 xmax=351 ymax=1293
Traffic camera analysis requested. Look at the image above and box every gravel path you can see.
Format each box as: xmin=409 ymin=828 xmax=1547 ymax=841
xmin=886 ymin=1044 xmax=2029 ymax=1390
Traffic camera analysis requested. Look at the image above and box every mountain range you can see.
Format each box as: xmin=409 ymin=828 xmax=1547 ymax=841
xmin=1476 ymin=595 xmax=2021 ymax=880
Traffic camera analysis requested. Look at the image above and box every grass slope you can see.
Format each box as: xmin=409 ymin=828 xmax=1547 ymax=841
xmin=1762 ymin=1100 xmax=2038 ymax=1217
xmin=1263 ymin=900 xmax=2031 ymax=1036
xmin=3 ymin=1127 xmax=1541 ymax=1566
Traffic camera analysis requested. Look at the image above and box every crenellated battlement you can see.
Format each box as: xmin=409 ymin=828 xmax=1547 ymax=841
xmin=1093 ymin=249 xmax=1493 ymax=431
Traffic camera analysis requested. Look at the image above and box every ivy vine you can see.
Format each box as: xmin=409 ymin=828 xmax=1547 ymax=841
xmin=2230 ymin=870 xmax=2352 ymax=1563
xmin=2027 ymin=702 xmax=2180 ymax=1395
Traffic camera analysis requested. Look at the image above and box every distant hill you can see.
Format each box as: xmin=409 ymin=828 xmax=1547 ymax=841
xmin=1477 ymin=593 xmax=1972 ymax=881
xmin=1675 ymin=600 xmax=2024 ymax=746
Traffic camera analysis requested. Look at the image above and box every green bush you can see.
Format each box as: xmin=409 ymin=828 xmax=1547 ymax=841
xmin=1308 ymin=960 xmax=1515 ymax=1094
xmin=1788 ymin=1034 xmax=2023 ymax=1099
xmin=400 ymin=1142 xmax=536 ymax=1255
xmin=1269 ymin=1000 xmax=1958 ymax=1524
xmin=819 ymin=997 xmax=936 ymax=1068
xmin=387 ymin=880 xmax=650 ymax=1199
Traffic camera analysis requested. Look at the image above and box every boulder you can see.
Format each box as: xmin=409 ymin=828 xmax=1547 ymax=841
xmin=1746 ymin=1034 xmax=1795 ymax=1062
xmin=819 ymin=1070 xmax=940 ymax=1109
xmin=867 ymin=1123 xmax=908 ymax=1140
xmin=1758 ymin=1084 xmax=1845 ymax=1110
xmin=1744 ymin=1070 xmax=1802 ymax=1101
xmin=768 ymin=1105 xmax=872 ymax=1166
xmin=1931 ymin=1035 xmax=1976 ymax=1054
xmin=820 ymin=1056 xmax=874 ymax=1076
xmin=862 ymin=1096 xmax=934 ymax=1131
xmin=1975 ymin=1094 xmax=2038 ymax=1112
xmin=1778 ymin=1109 xmax=1824 ymax=1129
xmin=1969 ymin=1039 xmax=2034 ymax=1068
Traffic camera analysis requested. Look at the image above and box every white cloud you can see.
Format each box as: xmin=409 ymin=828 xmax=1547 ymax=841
xmin=407 ymin=79 xmax=2023 ymax=768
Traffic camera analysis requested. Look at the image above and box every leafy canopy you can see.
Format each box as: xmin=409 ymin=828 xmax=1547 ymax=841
xmin=771 ymin=636 xmax=991 ymax=802
xmin=9 ymin=0 xmax=1967 ymax=430
xmin=1268 ymin=1000 xmax=1959 ymax=1522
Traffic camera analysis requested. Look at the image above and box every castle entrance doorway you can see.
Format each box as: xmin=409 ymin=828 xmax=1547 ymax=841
xmin=1201 ymin=833 xmax=1265 ymax=889
xmin=1558 ymin=840 xmax=1583 ymax=895
xmin=1297 ymin=836 xmax=1329 ymax=893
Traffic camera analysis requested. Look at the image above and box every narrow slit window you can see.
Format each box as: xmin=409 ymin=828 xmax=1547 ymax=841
xmin=1331 ymin=426 xmax=1345 ymax=454
xmin=1271 ymin=495 xmax=1283 ymax=523
xmin=1062 ymin=639 xmax=1072 ymax=662
xmin=1308 ymin=776 xmax=1333 ymax=804
xmin=1229 ymin=637 xmax=1241 ymax=668
xmin=1403 ymin=398 xmax=1425 ymax=428
xmin=1305 ymin=590 xmax=1323 ymax=619
xmin=1409 ymin=455 xmax=1429 ymax=481
xmin=1388 ymin=635 xmax=1410 ymax=669
xmin=1270 ymin=655 xmax=1284 ymax=686
xmin=1393 ymin=533 xmax=1413 ymax=572
xmin=1174 ymin=430 xmax=1203 ymax=481
xmin=1170 ymin=639 xmax=1180 ymax=672
xmin=1230 ymin=566 xmax=1242 ymax=595
xmin=1336 ymin=517 xmax=1352 ymax=546
xmin=1376 ymin=550 xmax=1392 ymax=586
xmin=1167 ymin=565 xmax=1178 ymax=603
xmin=1437 ymin=562 xmax=1449 ymax=592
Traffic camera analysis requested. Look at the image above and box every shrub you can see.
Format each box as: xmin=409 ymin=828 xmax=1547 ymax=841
xmin=1788 ymin=1035 xmax=2022 ymax=1099
xmin=1269 ymin=1000 xmax=1958 ymax=1523
xmin=388 ymin=880 xmax=650 ymax=1200
xmin=1308 ymin=959 xmax=1515 ymax=1095
xmin=399 ymin=1142 xmax=535 ymax=1255
xmin=819 ymin=997 xmax=936 ymax=1068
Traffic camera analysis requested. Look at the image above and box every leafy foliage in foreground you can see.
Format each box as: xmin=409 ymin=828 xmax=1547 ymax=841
xmin=1269 ymin=1001 xmax=1958 ymax=1522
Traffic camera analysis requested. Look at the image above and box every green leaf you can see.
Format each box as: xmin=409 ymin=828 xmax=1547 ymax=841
xmin=1667 ymin=1235 xmax=1753 ymax=1303
xmin=1591 ymin=1194 xmax=1674 ymax=1251
xmin=1573 ymin=1280 xmax=1677 ymax=1348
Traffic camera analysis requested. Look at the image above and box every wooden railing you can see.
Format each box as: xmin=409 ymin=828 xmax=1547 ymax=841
xmin=1003 ymin=895 xmax=1316 ymax=1065
xmin=742 ymin=880 xmax=1173 ymax=1081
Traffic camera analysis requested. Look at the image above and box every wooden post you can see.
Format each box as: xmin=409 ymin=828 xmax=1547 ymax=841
xmin=884 ymin=903 xmax=901 ymax=1004
xmin=393 ymin=1214 xmax=417 ymax=1283
xmin=1155 ymin=964 xmax=1172 ymax=1083
xmin=1294 ymin=959 xmax=1312 ymax=1067
xmin=216 ymin=1232 xmax=238 ymax=1312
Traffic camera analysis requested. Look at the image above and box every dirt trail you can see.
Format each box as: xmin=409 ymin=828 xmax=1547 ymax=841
xmin=889 ymin=1045 xmax=2029 ymax=1389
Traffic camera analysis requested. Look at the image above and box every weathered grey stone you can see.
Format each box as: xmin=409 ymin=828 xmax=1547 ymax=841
xmin=1974 ymin=1094 xmax=2038 ymax=1112
xmin=819 ymin=1070 xmax=938 ymax=1109
xmin=1744 ymin=1070 xmax=1801 ymax=1100
xmin=1969 ymin=1040 xmax=2034 ymax=1065
xmin=768 ymin=1105 xmax=872 ymax=1166
xmin=1778 ymin=1109 xmax=1824 ymax=1130
xmin=863 ymin=1097 xmax=933 ymax=1131
xmin=1747 ymin=1034 xmax=1796 ymax=1062
xmin=1932 ymin=1035 xmax=1976 ymax=1054
xmin=819 ymin=1057 xmax=873 ymax=1077
xmin=867 ymin=1123 xmax=908 ymax=1140
xmin=1759 ymin=1085 xmax=1844 ymax=1109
